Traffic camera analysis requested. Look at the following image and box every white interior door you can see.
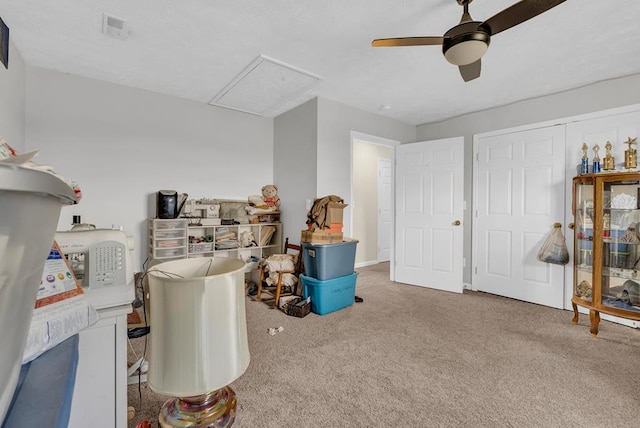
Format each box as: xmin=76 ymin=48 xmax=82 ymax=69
xmin=474 ymin=125 xmax=566 ymax=308
xmin=395 ymin=137 xmax=464 ymax=293
xmin=378 ymin=158 xmax=392 ymax=262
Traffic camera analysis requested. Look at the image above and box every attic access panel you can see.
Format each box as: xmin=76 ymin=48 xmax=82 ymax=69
xmin=209 ymin=55 xmax=322 ymax=116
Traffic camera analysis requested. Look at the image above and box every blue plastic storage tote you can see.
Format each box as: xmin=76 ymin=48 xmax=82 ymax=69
xmin=302 ymin=239 xmax=358 ymax=280
xmin=301 ymin=272 xmax=358 ymax=315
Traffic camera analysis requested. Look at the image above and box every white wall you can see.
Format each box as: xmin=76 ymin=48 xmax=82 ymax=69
xmin=317 ymin=98 xmax=416 ymax=238
xmin=417 ymin=72 xmax=640 ymax=284
xmin=24 ymin=67 xmax=274 ymax=270
xmin=0 ymin=40 xmax=25 ymax=150
xmin=275 ymin=97 xmax=415 ymax=251
xmin=274 ymin=98 xmax=318 ymax=243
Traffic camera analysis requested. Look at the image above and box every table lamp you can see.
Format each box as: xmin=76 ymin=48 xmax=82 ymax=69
xmin=147 ymin=257 xmax=250 ymax=427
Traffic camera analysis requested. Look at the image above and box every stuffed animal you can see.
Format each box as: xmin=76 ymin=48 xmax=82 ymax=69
xmin=261 ymin=184 xmax=280 ymax=209
xmin=240 ymin=230 xmax=257 ymax=247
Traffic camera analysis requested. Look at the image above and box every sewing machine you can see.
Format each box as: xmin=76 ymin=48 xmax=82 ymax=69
xmin=55 ymin=228 xmax=135 ymax=310
xmin=182 ymin=198 xmax=221 ymax=225
xmin=54 ymin=228 xmax=135 ymax=427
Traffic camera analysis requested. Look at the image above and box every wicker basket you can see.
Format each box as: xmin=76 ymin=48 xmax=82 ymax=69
xmin=283 ymin=297 xmax=311 ymax=318
xmin=188 ymin=242 xmax=213 ymax=252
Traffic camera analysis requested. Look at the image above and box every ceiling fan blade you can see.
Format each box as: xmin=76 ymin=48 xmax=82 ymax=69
xmin=371 ymin=36 xmax=444 ymax=47
xmin=459 ymin=60 xmax=481 ymax=82
xmin=481 ymin=0 xmax=566 ymax=36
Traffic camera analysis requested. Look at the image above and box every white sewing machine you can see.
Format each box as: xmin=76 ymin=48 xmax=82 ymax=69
xmin=54 ymin=228 xmax=135 ymax=427
xmin=182 ymin=198 xmax=222 ymax=225
xmin=55 ymin=228 xmax=135 ymax=310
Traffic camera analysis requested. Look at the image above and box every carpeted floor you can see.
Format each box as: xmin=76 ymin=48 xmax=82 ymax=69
xmin=127 ymin=262 xmax=640 ymax=427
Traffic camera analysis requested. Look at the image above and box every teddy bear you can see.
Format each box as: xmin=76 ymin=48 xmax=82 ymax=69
xmin=261 ymin=184 xmax=280 ymax=210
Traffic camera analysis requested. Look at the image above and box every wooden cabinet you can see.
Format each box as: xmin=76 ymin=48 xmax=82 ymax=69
xmin=572 ymin=172 xmax=640 ymax=336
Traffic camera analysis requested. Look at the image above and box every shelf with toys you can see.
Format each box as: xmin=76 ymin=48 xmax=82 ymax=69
xmin=149 ymin=185 xmax=283 ymax=274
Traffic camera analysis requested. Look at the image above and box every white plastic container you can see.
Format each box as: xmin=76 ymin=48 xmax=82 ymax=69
xmin=0 ymin=163 xmax=77 ymax=424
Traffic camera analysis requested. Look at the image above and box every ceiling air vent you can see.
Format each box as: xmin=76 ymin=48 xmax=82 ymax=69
xmin=102 ymin=13 xmax=129 ymax=40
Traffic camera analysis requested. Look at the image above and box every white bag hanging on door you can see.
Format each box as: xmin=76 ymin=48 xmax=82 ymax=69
xmin=537 ymin=223 xmax=570 ymax=265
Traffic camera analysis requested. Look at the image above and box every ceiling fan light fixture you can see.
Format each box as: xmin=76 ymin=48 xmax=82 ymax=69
xmin=443 ymin=31 xmax=490 ymax=65
xmin=372 ymin=0 xmax=566 ymax=80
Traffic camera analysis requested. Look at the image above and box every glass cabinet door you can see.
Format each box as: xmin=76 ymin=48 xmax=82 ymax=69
xmin=574 ymin=178 xmax=594 ymax=303
xmin=601 ymin=178 xmax=640 ymax=313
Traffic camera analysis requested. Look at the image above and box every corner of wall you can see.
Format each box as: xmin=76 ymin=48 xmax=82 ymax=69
xmin=0 ymin=39 xmax=26 ymax=150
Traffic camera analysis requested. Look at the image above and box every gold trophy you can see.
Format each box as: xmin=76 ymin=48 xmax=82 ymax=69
xmin=624 ymin=137 xmax=638 ymax=169
xmin=603 ymin=141 xmax=615 ymax=170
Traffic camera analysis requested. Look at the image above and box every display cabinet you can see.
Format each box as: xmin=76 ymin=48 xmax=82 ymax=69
xmin=572 ymin=172 xmax=640 ymax=336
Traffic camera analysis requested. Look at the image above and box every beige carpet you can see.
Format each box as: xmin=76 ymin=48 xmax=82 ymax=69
xmin=127 ymin=262 xmax=640 ymax=427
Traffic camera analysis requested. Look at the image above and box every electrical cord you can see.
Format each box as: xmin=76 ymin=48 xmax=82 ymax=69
xmin=128 ymin=326 xmax=150 ymax=338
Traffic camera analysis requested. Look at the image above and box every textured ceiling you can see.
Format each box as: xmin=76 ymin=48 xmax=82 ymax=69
xmin=1 ymin=0 xmax=640 ymax=125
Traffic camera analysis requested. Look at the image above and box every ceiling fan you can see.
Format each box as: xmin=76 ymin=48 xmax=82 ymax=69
xmin=372 ymin=0 xmax=567 ymax=82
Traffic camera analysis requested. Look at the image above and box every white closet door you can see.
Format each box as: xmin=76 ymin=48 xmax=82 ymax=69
xmin=474 ymin=125 xmax=566 ymax=308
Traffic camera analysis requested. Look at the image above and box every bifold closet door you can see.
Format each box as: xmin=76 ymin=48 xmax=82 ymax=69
xmin=474 ymin=125 xmax=566 ymax=308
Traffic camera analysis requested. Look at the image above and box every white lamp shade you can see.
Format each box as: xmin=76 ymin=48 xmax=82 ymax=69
xmin=147 ymin=258 xmax=250 ymax=398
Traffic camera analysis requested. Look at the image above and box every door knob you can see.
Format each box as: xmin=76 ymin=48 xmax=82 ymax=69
xmin=454 ymin=220 xmax=461 ymax=226
xmin=568 ymin=222 xmax=575 ymax=229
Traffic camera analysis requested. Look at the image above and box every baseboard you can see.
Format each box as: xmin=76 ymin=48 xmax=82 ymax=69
xmin=355 ymin=260 xmax=381 ymax=269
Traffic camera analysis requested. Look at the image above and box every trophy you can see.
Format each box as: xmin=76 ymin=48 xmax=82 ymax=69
xmin=603 ymin=141 xmax=615 ymax=170
xmin=624 ymin=136 xmax=637 ymax=169
xmin=580 ymin=143 xmax=589 ymax=174
xmin=592 ymin=144 xmax=601 ymax=173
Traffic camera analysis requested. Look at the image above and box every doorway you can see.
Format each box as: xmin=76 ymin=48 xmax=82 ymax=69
xmin=351 ymin=132 xmax=398 ymax=274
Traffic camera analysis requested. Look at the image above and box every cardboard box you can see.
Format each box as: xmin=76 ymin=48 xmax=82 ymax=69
xmin=301 ymin=229 xmax=343 ymax=244
xmin=326 ymin=202 xmax=347 ymax=224
xmin=327 ymin=223 xmax=343 ymax=233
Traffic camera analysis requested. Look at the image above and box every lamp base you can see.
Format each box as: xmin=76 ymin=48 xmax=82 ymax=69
xmin=158 ymin=386 xmax=237 ymax=427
